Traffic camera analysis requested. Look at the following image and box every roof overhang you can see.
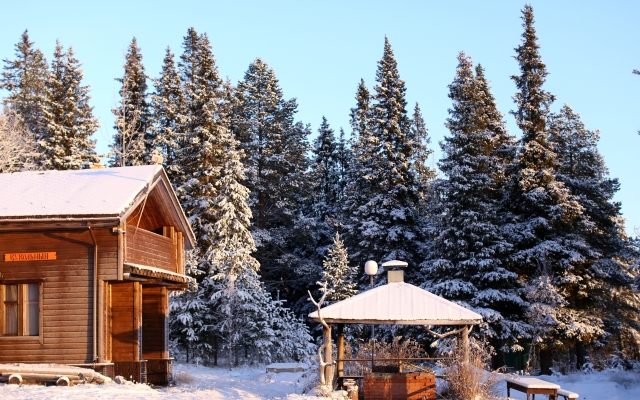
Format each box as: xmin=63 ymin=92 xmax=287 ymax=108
xmin=124 ymin=262 xmax=193 ymax=289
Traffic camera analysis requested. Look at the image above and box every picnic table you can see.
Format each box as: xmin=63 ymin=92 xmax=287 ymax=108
xmin=505 ymin=376 xmax=561 ymax=400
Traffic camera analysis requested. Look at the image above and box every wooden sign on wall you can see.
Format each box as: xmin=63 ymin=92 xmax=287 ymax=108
xmin=4 ymin=252 xmax=57 ymax=262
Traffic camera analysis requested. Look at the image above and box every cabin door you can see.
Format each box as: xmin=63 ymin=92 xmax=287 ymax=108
xmin=109 ymin=281 xmax=145 ymax=382
xmin=142 ymin=286 xmax=171 ymax=384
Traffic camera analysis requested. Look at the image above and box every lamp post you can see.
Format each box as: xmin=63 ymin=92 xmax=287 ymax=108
xmin=364 ymin=260 xmax=378 ymax=289
xmin=364 ymin=260 xmax=378 ymax=371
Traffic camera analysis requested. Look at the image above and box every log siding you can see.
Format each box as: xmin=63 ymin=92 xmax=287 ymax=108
xmin=0 ymin=229 xmax=117 ymax=364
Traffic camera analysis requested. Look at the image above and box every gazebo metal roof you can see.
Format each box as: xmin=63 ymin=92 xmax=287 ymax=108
xmin=308 ymin=281 xmax=482 ymax=325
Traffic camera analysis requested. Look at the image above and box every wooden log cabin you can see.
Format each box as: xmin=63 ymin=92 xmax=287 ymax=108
xmin=0 ymin=165 xmax=195 ymax=385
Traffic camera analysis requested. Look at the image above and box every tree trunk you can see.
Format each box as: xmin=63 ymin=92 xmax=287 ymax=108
xmin=491 ymin=339 xmax=505 ymax=370
xmin=576 ymin=341 xmax=586 ymax=370
xmin=213 ymin=336 xmax=218 ymax=366
xmin=540 ymin=348 xmax=552 ymax=375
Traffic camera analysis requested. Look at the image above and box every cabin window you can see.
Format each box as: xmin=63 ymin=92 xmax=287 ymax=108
xmin=1 ymin=283 xmax=39 ymax=336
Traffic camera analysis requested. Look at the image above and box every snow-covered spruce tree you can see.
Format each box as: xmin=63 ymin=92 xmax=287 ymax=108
xmin=319 ymin=232 xmax=357 ymax=304
xmin=343 ymin=37 xmax=428 ymax=278
xmin=334 ymin=127 xmax=352 ymax=204
xmin=548 ymin=104 xmax=640 ymax=365
xmin=342 ymin=78 xmax=376 ymax=258
xmin=310 ymin=117 xmax=340 ymax=223
xmin=1 ymin=30 xmax=49 ymax=145
xmin=409 ymin=103 xmax=436 ymax=191
xmin=289 ymin=118 xmax=347 ymax=315
xmin=408 ymin=103 xmax=437 ymax=236
xmin=205 ymin=112 xmax=312 ymax=366
xmin=0 ymin=106 xmax=39 ymax=172
xmin=168 ymin=31 xmax=312 ymax=364
xmin=40 ymin=41 xmax=99 ymax=170
xmin=507 ymin=5 xmax=588 ymax=373
xmin=205 ymin=131 xmax=266 ymax=365
xmin=423 ymin=52 xmax=522 ymax=350
xmin=110 ymin=37 xmax=153 ymax=167
xmin=522 ymin=264 xmax=568 ymax=373
xmin=231 ymin=58 xmax=312 ymax=298
xmin=150 ymin=47 xmax=184 ymax=187
xmin=169 ymin=28 xmax=229 ymax=361
xmin=169 ymin=253 xmax=207 ymax=363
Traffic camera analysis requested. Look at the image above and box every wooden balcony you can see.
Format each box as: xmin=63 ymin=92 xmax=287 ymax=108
xmin=125 ymin=225 xmax=184 ymax=275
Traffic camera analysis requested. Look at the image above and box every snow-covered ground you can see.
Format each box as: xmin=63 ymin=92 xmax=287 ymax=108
xmin=1 ymin=362 xmax=639 ymax=399
xmin=495 ymin=369 xmax=640 ymax=399
xmin=0 ymin=362 xmax=316 ymax=400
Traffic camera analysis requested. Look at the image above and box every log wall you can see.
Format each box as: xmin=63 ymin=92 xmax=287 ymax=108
xmin=0 ymin=228 xmax=117 ymax=364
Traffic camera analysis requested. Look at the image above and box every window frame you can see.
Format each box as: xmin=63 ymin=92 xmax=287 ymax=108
xmin=0 ymin=279 xmax=43 ymax=343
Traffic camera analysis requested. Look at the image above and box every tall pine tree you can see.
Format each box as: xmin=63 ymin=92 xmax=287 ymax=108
xmin=40 ymin=41 xmax=99 ymax=170
xmin=423 ymin=52 xmax=522 ymax=349
xmin=150 ymin=47 xmax=184 ymax=185
xmin=344 ymin=38 xmax=428 ymax=278
xmin=507 ymin=5 xmax=587 ymax=372
xmin=1 ymin=30 xmax=49 ymax=143
xmin=548 ymin=104 xmax=640 ymax=365
xmin=231 ymin=58 xmax=312 ymax=296
xmin=110 ymin=38 xmax=153 ymax=167
xmin=169 ymin=28 xmax=229 ymax=360
xmin=310 ymin=117 xmax=339 ymax=222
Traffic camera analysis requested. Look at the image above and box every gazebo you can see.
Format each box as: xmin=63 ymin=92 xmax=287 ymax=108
xmin=308 ymin=261 xmax=483 ymax=399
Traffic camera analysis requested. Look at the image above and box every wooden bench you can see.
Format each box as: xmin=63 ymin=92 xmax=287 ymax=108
xmin=506 ymin=377 xmax=561 ymax=400
xmin=557 ymin=388 xmax=579 ymax=400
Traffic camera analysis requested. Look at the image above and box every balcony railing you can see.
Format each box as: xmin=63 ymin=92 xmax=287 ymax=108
xmin=125 ymin=225 xmax=178 ymax=273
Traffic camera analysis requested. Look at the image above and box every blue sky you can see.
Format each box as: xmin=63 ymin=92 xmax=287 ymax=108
xmin=2 ymin=1 xmax=639 ymax=234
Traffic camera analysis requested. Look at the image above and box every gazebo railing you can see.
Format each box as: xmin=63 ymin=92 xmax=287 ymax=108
xmin=337 ymin=356 xmax=445 ymax=377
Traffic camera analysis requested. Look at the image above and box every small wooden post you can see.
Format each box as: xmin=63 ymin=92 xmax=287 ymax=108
xmin=323 ymin=324 xmax=333 ymax=385
xmin=336 ymin=324 xmax=345 ymax=378
xmin=134 ymin=281 xmax=142 ymax=361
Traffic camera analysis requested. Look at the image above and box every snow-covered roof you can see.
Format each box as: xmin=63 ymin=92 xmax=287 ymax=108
xmin=308 ymin=281 xmax=482 ymax=325
xmin=0 ymin=165 xmax=195 ymax=247
xmin=0 ymin=166 xmax=159 ymax=218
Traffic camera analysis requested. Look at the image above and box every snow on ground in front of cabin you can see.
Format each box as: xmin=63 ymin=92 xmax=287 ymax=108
xmin=1 ymin=362 xmax=640 ymax=399
xmin=0 ymin=362 xmax=320 ymax=400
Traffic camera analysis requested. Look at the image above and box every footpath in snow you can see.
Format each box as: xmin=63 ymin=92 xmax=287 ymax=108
xmin=1 ymin=362 xmax=640 ymax=399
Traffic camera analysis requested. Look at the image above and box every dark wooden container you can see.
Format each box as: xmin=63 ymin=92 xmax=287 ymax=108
xmin=364 ymin=371 xmax=436 ymax=400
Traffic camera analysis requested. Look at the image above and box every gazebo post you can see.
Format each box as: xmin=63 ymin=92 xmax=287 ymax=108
xmin=461 ymin=325 xmax=470 ymax=347
xmin=323 ymin=323 xmax=333 ymax=384
xmin=461 ymin=325 xmax=470 ymax=362
xmin=336 ymin=324 xmax=345 ymax=378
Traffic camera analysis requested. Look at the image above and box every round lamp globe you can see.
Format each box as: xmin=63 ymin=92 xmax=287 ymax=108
xmin=364 ymin=260 xmax=378 ymax=276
